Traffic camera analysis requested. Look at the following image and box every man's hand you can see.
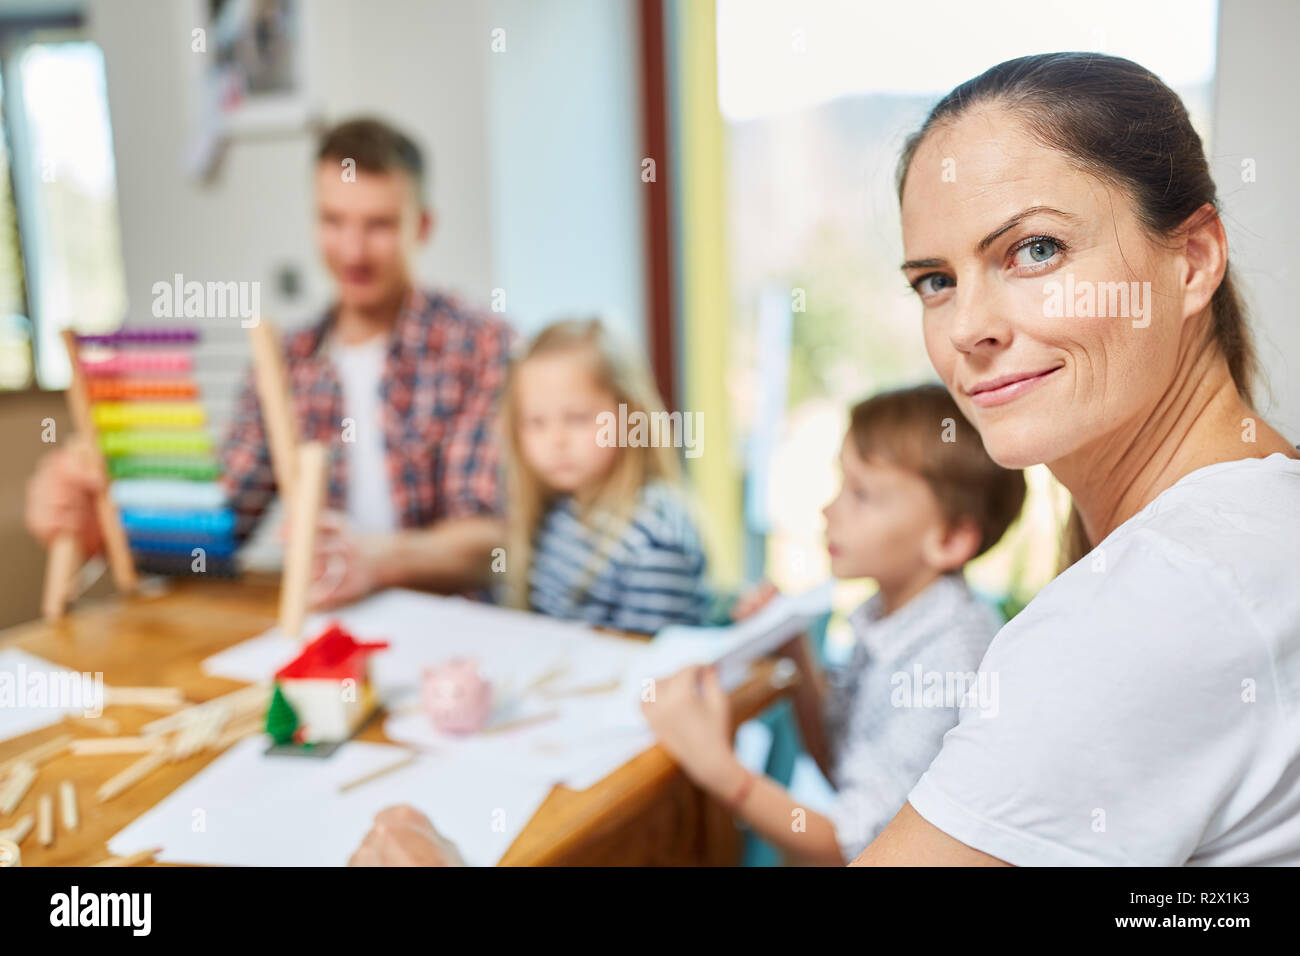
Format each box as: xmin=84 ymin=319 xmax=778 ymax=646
xmin=348 ymin=805 xmax=466 ymax=867
xmin=25 ymin=437 xmax=106 ymax=556
xmin=305 ymin=509 xmax=382 ymax=609
xmin=640 ymin=666 xmax=745 ymax=796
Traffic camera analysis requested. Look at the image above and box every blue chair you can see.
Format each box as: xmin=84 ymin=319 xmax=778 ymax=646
xmin=739 ymin=610 xmax=831 ymax=867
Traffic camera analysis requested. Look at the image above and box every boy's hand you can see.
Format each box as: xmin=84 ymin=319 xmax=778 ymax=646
xmin=732 ymin=579 xmax=779 ymax=621
xmin=348 ymin=805 xmax=466 ymax=867
xmin=641 ymin=666 xmax=745 ymax=796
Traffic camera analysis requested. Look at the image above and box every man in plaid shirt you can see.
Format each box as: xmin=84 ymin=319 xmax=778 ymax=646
xmin=27 ymin=118 xmax=512 ymax=606
xmin=222 ymin=286 xmax=512 ymax=605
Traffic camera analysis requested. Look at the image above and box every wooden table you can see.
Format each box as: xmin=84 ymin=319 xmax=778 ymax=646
xmin=0 ymin=577 xmax=793 ymax=866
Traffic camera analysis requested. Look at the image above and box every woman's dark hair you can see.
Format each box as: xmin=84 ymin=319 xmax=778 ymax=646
xmin=896 ymin=52 xmax=1258 ymax=566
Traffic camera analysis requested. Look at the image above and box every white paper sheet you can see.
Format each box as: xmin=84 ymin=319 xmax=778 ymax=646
xmin=602 ymin=581 xmax=836 ymax=730
xmin=203 ymin=589 xmax=657 ymax=789
xmin=383 ymin=693 xmax=654 ymax=790
xmin=0 ymin=648 xmax=101 ymax=744
xmin=203 ymin=589 xmax=642 ymax=709
xmin=107 ymin=736 xmax=554 ymax=867
xmin=199 ymin=585 xmax=828 ymax=794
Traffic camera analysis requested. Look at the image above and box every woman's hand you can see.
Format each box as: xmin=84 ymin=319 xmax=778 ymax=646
xmin=348 ymin=805 xmax=466 ymax=867
xmin=732 ymin=579 xmax=780 ymax=621
xmin=640 ymin=666 xmax=747 ymax=797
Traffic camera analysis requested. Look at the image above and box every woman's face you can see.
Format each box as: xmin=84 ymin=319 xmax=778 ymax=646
xmin=900 ymin=108 xmax=1187 ymax=469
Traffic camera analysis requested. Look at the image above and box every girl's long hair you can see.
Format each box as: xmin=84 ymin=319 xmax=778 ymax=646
xmin=501 ymin=318 xmax=685 ymax=610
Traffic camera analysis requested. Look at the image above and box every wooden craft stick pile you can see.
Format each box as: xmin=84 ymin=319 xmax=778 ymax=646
xmin=0 ymin=682 xmax=269 ymax=864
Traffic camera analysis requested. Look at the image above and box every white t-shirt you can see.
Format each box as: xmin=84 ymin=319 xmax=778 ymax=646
xmin=330 ymin=335 xmax=398 ymax=535
xmin=908 ymin=451 xmax=1300 ymax=866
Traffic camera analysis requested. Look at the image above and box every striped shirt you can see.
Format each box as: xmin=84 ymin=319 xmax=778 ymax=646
xmin=823 ymin=572 xmax=1002 ymax=862
xmin=527 ymin=482 xmax=710 ymax=634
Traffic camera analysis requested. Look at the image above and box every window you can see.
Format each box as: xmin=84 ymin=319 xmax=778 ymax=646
xmin=714 ymin=0 xmax=1219 ymax=623
xmin=0 ymin=28 xmax=126 ymax=391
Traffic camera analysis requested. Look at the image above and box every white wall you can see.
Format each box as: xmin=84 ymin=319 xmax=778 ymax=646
xmin=85 ymin=0 xmax=645 ymax=432
xmin=1214 ymin=0 xmax=1300 ymax=440
xmin=484 ymin=0 xmax=647 ymax=346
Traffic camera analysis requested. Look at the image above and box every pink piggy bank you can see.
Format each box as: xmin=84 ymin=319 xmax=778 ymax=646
xmin=421 ymin=658 xmax=492 ymax=734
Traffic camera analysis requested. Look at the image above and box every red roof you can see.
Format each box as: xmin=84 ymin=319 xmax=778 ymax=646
xmin=275 ymin=622 xmax=389 ymax=683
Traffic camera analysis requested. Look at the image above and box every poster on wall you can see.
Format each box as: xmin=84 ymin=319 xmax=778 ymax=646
xmin=187 ymin=0 xmax=320 ymax=180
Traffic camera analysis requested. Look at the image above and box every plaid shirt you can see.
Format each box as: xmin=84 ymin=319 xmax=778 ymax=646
xmin=220 ymin=288 xmax=514 ymax=542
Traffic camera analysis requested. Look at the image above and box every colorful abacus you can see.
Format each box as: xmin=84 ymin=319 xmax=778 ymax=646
xmin=44 ymin=318 xmax=322 ymax=635
xmin=75 ymin=326 xmax=237 ymax=579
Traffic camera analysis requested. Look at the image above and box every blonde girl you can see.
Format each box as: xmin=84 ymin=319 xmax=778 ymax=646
xmin=500 ymin=318 xmax=710 ymax=633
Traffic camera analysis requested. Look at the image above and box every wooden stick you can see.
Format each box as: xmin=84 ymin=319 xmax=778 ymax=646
xmin=0 ymin=814 xmax=34 ymax=844
xmin=36 ymin=794 xmax=53 ymax=847
xmin=139 ymin=684 xmax=266 ymax=737
xmin=338 ymin=753 xmax=418 ymax=793
xmin=42 ymin=329 xmax=138 ymax=619
xmin=539 ymin=679 xmax=622 ymax=699
xmin=59 ymin=781 xmax=78 ymax=831
xmin=247 ymin=319 xmax=300 ymax=498
xmin=169 ymin=705 xmax=227 ymax=761
xmin=71 ymin=715 xmax=122 ymax=735
xmin=42 ymin=535 xmax=82 ymax=621
xmin=0 ymin=733 xmax=72 ymax=779
xmin=0 ymin=762 xmax=36 ymax=814
xmin=481 ymin=709 xmax=560 ymax=735
xmin=280 ymin=441 xmax=327 ymax=639
xmin=92 ymin=846 xmax=160 ymax=867
xmin=96 ymin=748 xmax=168 ymax=803
xmin=213 ymin=714 xmax=265 ymax=751
xmin=70 ymin=736 xmax=167 ymax=756
xmin=103 ymin=686 xmax=186 ymax=709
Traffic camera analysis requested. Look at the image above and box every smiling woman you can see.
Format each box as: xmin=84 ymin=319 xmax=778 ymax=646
xmin=853 ymin=52 xmax=1300 ymax=867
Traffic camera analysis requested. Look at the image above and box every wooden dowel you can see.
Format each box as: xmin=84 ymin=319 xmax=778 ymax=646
xmin=42 ymin=535 xmax=82 ymax=621
xmin=59 ymin=781 xmax=78 ymax=831
xmin=92 ymin=846 xmax=160 ymax=867
xmin=104 ymin=686 xmax=186 ymax=709
xmin=0 ymin=762 xmax=36 ymax=814
xmin=0 ymin=814 xmax=34 ymax=845
xmin=338 ymin=753 xmax=418 ymax=793
xmin=213 ymin=715 xmax=265 ymax=751
xmin=247 ymin=320 xmax=300 ymax=498
xmin=139 ymin=684 xmax=266 ymax=737
xmin=97 ymin=748 xmax=168 ymax=803
xmin=481 ymin=709 xmax=560 ymax=735
xmin=70 ymin=736 xmax=167 ymax=756
xmin=36 ymin=794 xmax=53 ymax=847
xmin=0 ymin=733 xmax=72 ymax=779
xmin=55 ymin=329 xmax=138 ymax=598
xmin=71 ymin=716 xmax=122 ymax=736
xmin=280 ymin=441 xmax=327 ymax=639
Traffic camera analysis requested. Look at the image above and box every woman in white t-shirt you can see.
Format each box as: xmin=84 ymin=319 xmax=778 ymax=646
xmin=349 ymin=51 xmax=1299 ymax=868
xmin=854 ymin=52 xmax=1300 ymax=866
